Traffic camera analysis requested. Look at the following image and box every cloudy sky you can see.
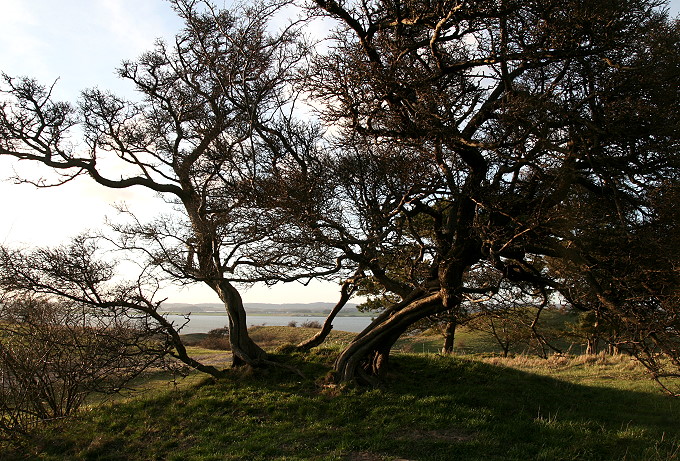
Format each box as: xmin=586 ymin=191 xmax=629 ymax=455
xmin=1 ymin=0 xmax=679 ymax=304
xmin=0 ymin=0 xmax=340 ymax=304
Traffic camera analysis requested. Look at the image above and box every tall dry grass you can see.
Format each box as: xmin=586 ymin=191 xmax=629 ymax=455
xmin=480 ymin=352 xmax=644 ymax=372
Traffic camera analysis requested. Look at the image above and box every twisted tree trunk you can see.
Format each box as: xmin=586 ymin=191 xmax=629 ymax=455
xmin=333 ymin=292 xmax=443 ymax=385
xmin=214 ymin=281 xmax=267 ymax=367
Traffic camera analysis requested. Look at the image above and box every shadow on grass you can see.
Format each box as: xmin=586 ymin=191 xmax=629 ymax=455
xmin=5 ymin=352 xmax=680 ymax=461
xmin=382 ymin=355 xmax=680 ymax=460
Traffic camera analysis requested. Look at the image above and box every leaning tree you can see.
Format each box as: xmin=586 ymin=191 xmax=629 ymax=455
xmin=0 ymin=0 xmax=326 ymax=369
xmin=1 ymin=0 xmax=678 ymax=388
xmin=295 ymin=0 xmax=680 ymax=383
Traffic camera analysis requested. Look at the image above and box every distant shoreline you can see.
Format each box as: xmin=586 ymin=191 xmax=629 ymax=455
xmin=160 ymin=311 xmax=374 ymax=317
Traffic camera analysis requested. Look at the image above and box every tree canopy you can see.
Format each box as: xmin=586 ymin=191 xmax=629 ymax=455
xmin=1 ymin=0 xmax=679 ymax=388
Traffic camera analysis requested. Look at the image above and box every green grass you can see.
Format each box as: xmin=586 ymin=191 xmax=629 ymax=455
xmin=4 ymin=345 xmax=680 ymax=461
xmin=395 ymin=308 xmax=583 ymax=356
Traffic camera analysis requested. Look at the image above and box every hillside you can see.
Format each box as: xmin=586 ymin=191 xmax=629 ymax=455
xmin=4 ymin=347 xmax=678 ymax=460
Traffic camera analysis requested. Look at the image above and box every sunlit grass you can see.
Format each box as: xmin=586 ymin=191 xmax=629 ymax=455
xmin=4 ymin=342 xmax=680 ymax=461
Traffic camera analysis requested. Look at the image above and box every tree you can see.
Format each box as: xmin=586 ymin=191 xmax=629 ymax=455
xmin=0 ymin=235 xmax=222 ymax=377
xmin=467 ymin=289 xmax=563 ymax=358
xmin=0 ymin=0 xmax=319 ymax=369
xmin=551 ymin=179 xmax=680 ymax=391
xmin=1 ymin=0 xmax=678 ymax=389
xmin=297 ymin=0 xmax=680 ymax=383
xmin=296 ymin=269 xmax=364 ymax=350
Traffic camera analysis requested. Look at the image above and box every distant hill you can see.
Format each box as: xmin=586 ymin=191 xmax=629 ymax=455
xmin=160 ymin=302 xmax=366 ymax=316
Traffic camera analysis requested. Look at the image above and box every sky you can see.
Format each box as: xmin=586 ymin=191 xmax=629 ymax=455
xmin=1 ymin=0 xmax=679 ymax=304
xmin=0 ymin=0 xmax=341 ymax=304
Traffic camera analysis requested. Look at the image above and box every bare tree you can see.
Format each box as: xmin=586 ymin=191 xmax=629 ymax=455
xmin=1 ymin=0 xmax=678 ymax=389
xmin=0 ymin=0 xmax=317 ymax=367
xmin=0 ymin=235 xmax=223 ymax=377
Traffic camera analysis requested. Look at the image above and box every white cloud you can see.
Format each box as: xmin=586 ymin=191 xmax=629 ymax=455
xmin=0 ymin=0 xmax=345 ymax=303
xmin=0 ymin=1 xmax=176 ymax=247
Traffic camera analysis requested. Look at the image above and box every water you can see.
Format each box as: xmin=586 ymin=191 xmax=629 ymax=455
xmin=164 ymin=314 xmax=372 ymax=334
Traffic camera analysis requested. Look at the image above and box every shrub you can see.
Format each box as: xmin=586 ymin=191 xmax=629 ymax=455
xmin=300 ymin=320 xmax=322 ymax=329
xmin=196 ymin=326 xmax=231 ymax=350
xmin=0 ymin=296 xmax=166 ymax=438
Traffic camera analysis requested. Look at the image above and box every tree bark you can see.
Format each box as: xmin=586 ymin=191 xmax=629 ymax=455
xmin=333 ymin=292 xmax=443 ymax=385
xmin=214 ymin=281 xmax=267 ymax=367
xmin=441 ymin=318 xmax=457 ymax=355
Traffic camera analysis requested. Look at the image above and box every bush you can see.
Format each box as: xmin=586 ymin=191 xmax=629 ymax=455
xmin=300 ymin=320 xmax=322 ymax=329
xmin=0 ymin=296 xmax=166 ymax=438
xmin=197 ymin=326 xmax=230 ymax=350
xmin=207 ymin=326 xmax=229 ymax=337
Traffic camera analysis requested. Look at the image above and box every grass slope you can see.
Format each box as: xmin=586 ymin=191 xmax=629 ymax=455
xmin=5 ymin=347 xmax=680 ymax=461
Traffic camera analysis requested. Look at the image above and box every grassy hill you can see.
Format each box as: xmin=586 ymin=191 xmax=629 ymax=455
xmin=3 ymin=326 xmax=679 ymax=460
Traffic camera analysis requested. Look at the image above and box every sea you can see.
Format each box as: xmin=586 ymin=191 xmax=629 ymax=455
xmin=164 ymin=314 xmax=373 ymax=334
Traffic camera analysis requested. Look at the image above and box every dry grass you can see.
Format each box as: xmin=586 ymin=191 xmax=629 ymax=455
xmin=481 ymin=352 xmax=641 ymax=370
xmin=478 ymin=352 xmax=654 ymax=391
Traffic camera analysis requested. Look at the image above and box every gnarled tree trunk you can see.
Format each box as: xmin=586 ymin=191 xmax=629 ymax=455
xmin=441 ymin=318 xmax=457 ymax=355
xmin=333 ymin=292 xmax=443 ymax=385
xmin=214 ymin=281 xmax=267 ymax=367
